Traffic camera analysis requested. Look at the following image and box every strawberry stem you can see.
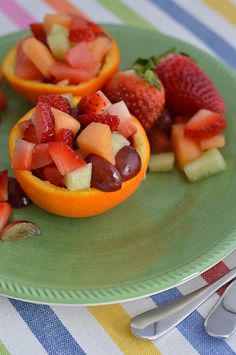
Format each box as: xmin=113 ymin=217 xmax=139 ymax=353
xmin=133 ymin=58 xmax=161 ymax=90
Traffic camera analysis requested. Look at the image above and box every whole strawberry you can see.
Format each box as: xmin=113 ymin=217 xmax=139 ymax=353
xmin=103 ymin=58 xmax=165 ymax=131
xmin=156 ymin=52 xmax=226 ymax=116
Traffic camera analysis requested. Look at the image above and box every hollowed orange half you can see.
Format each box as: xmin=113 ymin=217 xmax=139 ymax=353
xmin=9 ymin=110 xmax=150 ymax=217
xmin=2 ymin=39 xmax=120 ymax=104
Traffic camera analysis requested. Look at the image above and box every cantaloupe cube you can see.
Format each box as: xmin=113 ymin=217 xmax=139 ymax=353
xmin=77 ymin=122 xmax=115 ymax=165
xmin=22 ymin=37 xmax=55 ymax=79
xmin=199 ymin=135 xmax=225 ymax=151
xmin=51 ymin=108 xmax=80 ymax=135
xmin=172 ymin=124 xmax=202 ymax=171
xmin=43 ymin=14 xmax=71 ymax=34
xmin=88 ymin=36 xmax=112 ymax=62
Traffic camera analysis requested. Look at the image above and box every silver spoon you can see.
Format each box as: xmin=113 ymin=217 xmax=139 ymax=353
xmin=131 ymin=266 xmax=236 ymax=340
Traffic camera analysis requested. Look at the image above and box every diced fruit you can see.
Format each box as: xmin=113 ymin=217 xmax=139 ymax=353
xmin=200 ymin=135 xmax=225 ymax=151
xmin=70 ymin=15 xmax=88 ymax=29
xmin=174 ymin=115 xmax=190 ymax=125
xmin=1 ymin=221 xmax=41 ymax=242
xmin=0 ymin=202 xmax=12 ymax=232
xmin=172 ymin=124 xmax=202 ymax=170
xmin=18 ymin=119 xmax=32 ymax=133
xmin=0 ymin=170 xmax=8 ymax=201
xmin=69 ymin=27 xmax=95 ymax=42
xmin=87 ymin=21 xmax=104 ymax=35
xmin=79 ymin=90 xmax=111 ymax=114
xmin=184 ymin=148 xmax=226 ymax=182
xmin=77 ymin=122 xmax=115 ymax=165
xmin=47 ymin=25 xmax=70 ymax=61
xmin=34 ymin=101 xmax=55 ymax=143
xmin=64 ymin=163 xmax=92 ymax=191
xmin=49 ymin=62 xmax=99 ymax=84
xmin=33 ymin=168 xmax=45 ymax=180
xmin=30 ymin=23 xmax=47 ymax=45
xmin=22 ymin=124 xmax=39 ymax=144
xmin=65 ymin=42 xmax=98 ymax=71
xmin=38 ymin=95 xmax=71 ymax=114
xmin=56 ymin=128 xmax=73 ymax=147
xmin=147 ymin=127 xmax=172 ymax=154
xmin=30 ymin=143 xmax=53 ymax=170
xmin=48 ymin=142 xmax=86 ymax=175
xmin=88 ymin=36 xmax=112 ymax=62
xmin=111 ymin=132 xmax=130 ymax=156
xmin=115 ymin=146 xmax=141 ymax=181
xmin=70 ymin=107 xmax=79 ymax=119
xmin=43 ymin=163 xmax=63 ymax=187
xmin=8 ymin=177 xmax=31 ymax=208
xmin=0 ymin=91 xmax=7 ymax=110
xmin=50 ymin=23 xmax=68 ymax=34
xmin=43 ymin=14 xmax=71 ymax=34
xmin=12 ymin=139 xmax=35 ymax=170
xmin=184 ymin=109 xmax=227 ymax=140
xmin=118 ymin=119 xmax=137 ymax=138
xmin=156 ymin=108 xmax=174 ymax=136
xmin=107 ymin=100 xmax=130 ymax=120
xmin=86 ymin=154 xmax=122 ymax=192
xmin=78 ymin=113 xmax=119 ymax=131
xmin=149 ymin=153 xmax=175 ymax=172
xmin=15 ymin=51 xmax=44 ymax=81
xmin=22 ymin=37 xmax=56 ymax=79
xmin=51 ymin=107 xmax=80 ymax=135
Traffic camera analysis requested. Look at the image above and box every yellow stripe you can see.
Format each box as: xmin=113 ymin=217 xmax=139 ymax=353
xmin=203 ymin=0 xmax=236 ymax=26
xmin=87 ymin=304 xmax=161 ymax=355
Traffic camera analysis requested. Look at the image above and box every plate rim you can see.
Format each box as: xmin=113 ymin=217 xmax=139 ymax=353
xmin=1 ymin=24 xmax=236 ymax=305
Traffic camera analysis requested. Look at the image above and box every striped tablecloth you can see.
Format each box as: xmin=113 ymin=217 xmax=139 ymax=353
xmin=0 ymin=1 xmax=236 ymax=354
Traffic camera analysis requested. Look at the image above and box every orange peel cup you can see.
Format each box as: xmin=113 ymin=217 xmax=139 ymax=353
xmin=2 ymin=39 xmax=120 ymax=104
xmin=9 ymin=110 xmax=150 ymax=217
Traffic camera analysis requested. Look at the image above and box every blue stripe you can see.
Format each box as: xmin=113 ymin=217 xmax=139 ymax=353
xmin=151 ymin=289 xmax=235 ymax=355
xmin=149 ymin=0 xmax=236 ymax=70
xmin=9 ymin=299 xmax=85 ymax=355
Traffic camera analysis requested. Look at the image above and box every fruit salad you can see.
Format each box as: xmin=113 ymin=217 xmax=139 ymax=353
xmin=9 ymin=91 xmax=150 ymax=217
xmin=104 ymin=51 xmax=227 ymax=182
xmin=2 ymin=14 xmax=119 ymax=103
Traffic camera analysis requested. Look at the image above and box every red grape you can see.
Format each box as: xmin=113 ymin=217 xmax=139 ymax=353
xmin=115 ymin=146 xmax=141 ymax=181
xmin=8 ymin=177 xmax=31 ymax=208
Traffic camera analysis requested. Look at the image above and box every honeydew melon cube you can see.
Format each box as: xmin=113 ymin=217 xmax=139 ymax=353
xmin=64 ymin=163 xmax=92 ymax=191
xmin=47 ymin=25 xmax=70 ymax=61
xmin=149 ymin=153 xmax=175 ymax=172
xmin=111 ymin=132 xmax=130 ymax=156
xmin=107 ymin=101 xmax=131 ymax=121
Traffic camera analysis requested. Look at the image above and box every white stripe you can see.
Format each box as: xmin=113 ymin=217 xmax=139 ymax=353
xmin=0 ymin=11 xmax=18 ymax=35
xmin=13 ymin=0 xmax=53 ymax=21
xmin=122 ymin=298 xmax=198 ymax=354
xmin=173 ymin=0 xmax=236 ymax=49
xmin=121 ymin=0 xmax=214 ymax=55
xmin=52 ymin=305 xmax=122 ymax=355
xmin=69 ymin=0 xmax=122 ymax=24
xmin=178 ymin=274 xmax=207 ymax=295
xmin=0 ymin=297 xmax=47 ymax=355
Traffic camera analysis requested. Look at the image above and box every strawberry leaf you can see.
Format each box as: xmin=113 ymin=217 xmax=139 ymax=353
xmin=133 ymin=58 xmax=161 ymax=90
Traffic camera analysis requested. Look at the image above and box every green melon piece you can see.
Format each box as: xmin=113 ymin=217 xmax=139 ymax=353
xmin=149 ymin=152 xmax=175 ymax=172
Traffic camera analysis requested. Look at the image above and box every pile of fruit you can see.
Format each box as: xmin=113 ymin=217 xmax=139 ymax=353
xmin=0 ymin=170 xmax=40 ymax=242
xmin=15 ymin=14 xmax=112 ymax=84
xmin=12 ymin=91 xmax=142 ymax=192
xmin=104 ymin=52 xmax=227 ymax=182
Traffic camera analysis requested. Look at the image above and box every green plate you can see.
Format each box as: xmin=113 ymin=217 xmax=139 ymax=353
xmin=0 ymin=25 xmax=236 ymax=305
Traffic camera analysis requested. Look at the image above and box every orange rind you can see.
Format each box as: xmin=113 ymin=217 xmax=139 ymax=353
xmin=9 ymin=110 xmax=150 ymax=217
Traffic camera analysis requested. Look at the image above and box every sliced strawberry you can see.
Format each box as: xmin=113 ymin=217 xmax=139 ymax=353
xmin=78 ymin=114 xmax=119 ymax=131
xmin=34 ymin=101 xmax=55 ymax=143
xmin=30 ymin=143 xmax=53 ymax=170
xmin=174 ymin=115 xmax=191 ymax=125
xmin=78 ymin=90 xmax=111 ymax=114
xmin=38 ymin=95 xmax=71 ymax=114
xmin=49 ymin=62 xmax=99 ymax=84
xmin=184 ymin=109 xmax=227 ymax=140
xmin=56 ymin=129 xmax=73 ymax=147
xmin=0 ymin=170 xmax=8 ymax=202
xmin=43 ymin=164 xmax=63 ymax=187
xmin=30 ymin=23 xmax=47 ymax=45
xmin=64 ymin=42 xmax=98 ymax=70
xmin=69 ymin=27 xmax=95 ymax=42
xmin=118 ymin=119 xmax=137 ymax=138
xmin=22 ymin=124 xmax=39 ymax=144
xmin=32 ymin=167 xmax=45 ymax=181
xmin=12 ymin=139 xmax=35 ymax=170
xmin=0 ymin=91 xmax=7 ymax=110
xmin=87 ymin=21 xmax=104 ymax=35
xmin=147 ymin=127 xmax=173 ymax=154
xmin=48 ymin=142 xmax=86 ymax=175
xmin=0 ymin=202 xmax=12 ymax=232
